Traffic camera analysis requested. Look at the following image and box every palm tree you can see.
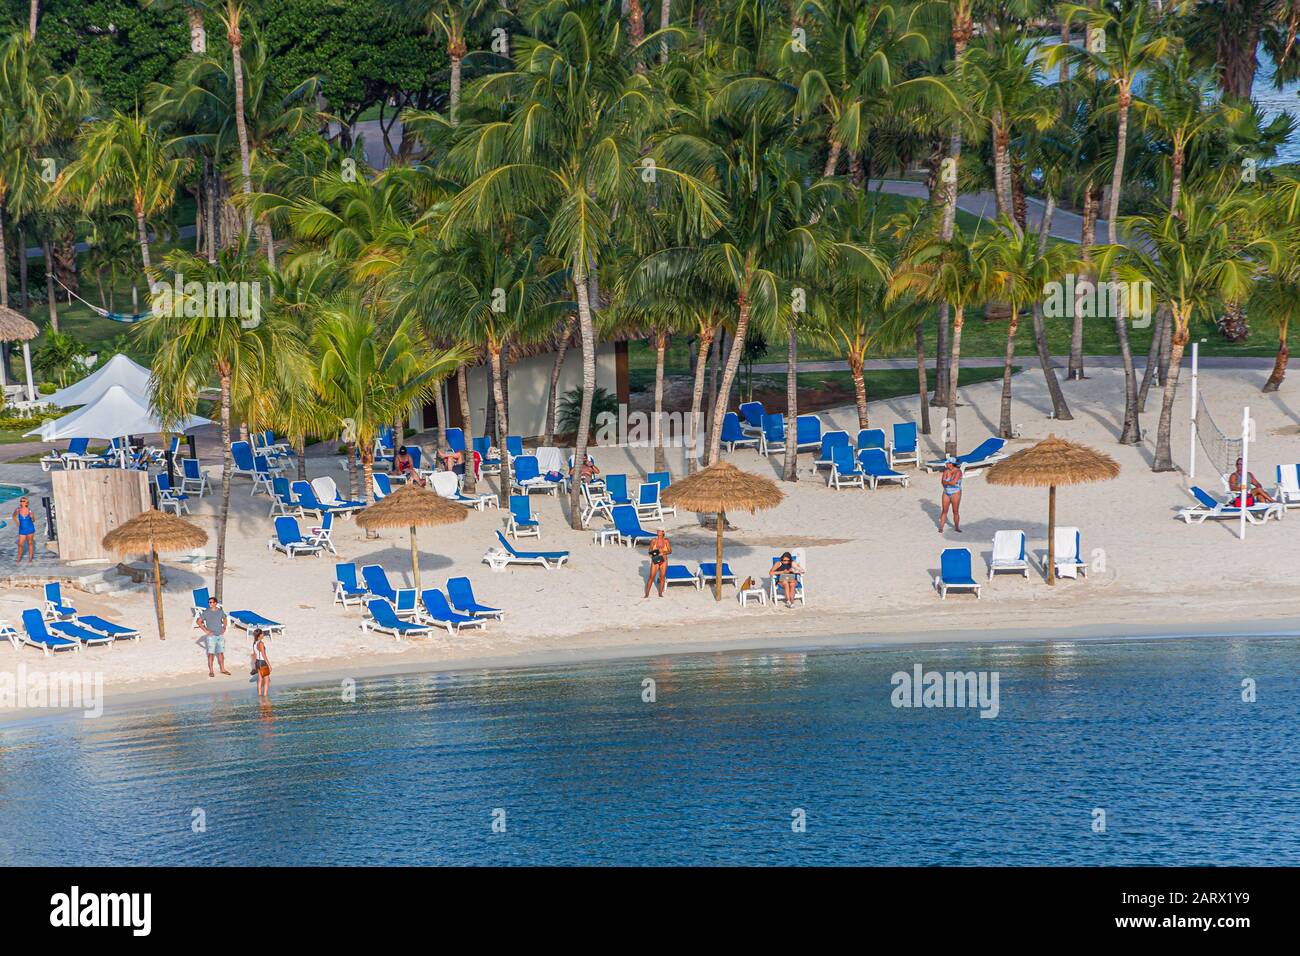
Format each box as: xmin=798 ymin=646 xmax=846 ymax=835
xmin=312 ymin=296 xmax=466 ymax=504
xmin=978 ymin=218 xmax=1077 ymax=438
xmin=1106 ymin=191 xmax=1272 ymax=471
xmin=888 ymin=224 xmax=1002 ymax=455
xmin=57 ymin=112 xmax=188 ymax=287
xmin=138 ymin=245 xmax=304 ymax=601
xmin=443 ymin=0 xmax=722 ymax=525
xmin=1052 ymin=0 xmax=1176 ymax=445
xmin=397 ymin=0 xmax=507 ymax=125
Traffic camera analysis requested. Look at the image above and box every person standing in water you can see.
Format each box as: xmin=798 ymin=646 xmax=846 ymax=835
xmin=939 ymin=458 xmax=963 ymax=533
xmin=645 ymin=529 xmax=672 ymax=598
xmin=11 ymin=496 xmax=36 ymax=564
xmin=252 ymin=628 xmax=271 ymax=698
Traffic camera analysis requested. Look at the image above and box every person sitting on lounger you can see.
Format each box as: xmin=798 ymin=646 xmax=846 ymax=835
xmin=645 ymin=529 xmax=672 ymax=598
xmin=1228 ymin=457 xmax=1273 ymax=505
xmin=393 ymin=446 xmax=427 ymax=487
xmin=939 ymin=458 xmax=963 ymax=533
xmin=770 ymin=552 xmax=804 ymax=607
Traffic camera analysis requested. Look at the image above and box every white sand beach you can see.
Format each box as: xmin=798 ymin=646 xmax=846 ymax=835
xmin=3 ymin=364 xmax=1299 ymax=712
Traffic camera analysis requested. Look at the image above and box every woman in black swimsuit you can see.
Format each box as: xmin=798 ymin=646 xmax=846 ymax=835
xmin=645 ymin=529 xmax=672 ymax=598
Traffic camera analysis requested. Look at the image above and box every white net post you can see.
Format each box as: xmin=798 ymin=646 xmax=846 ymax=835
xmin=1240 ymin=406 xmax=1250 ymax=542
xmin=1187 ymin=343 xmax=1198 ymax=480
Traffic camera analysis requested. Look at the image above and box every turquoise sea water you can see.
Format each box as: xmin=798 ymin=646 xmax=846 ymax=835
xmin=0 ymin=635 xmax=1296 ymax=866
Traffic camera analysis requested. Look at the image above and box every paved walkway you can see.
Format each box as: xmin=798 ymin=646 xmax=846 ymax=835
xmin=751 ymin=354 xmax=1272 ymax=376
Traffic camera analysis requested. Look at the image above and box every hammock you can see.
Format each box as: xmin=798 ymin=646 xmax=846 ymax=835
xmin=54 ymin=277 xmax=150 ymax=323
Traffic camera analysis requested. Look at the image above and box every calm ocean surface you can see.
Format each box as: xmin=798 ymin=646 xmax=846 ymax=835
xmin=1 ymin=636 xmax=1297 ymax=866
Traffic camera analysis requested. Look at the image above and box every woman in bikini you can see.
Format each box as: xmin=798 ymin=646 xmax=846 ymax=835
xmin=645 ymin=529 xmax=672 ymax=598
xmin=252 ymin=628 xmax=271 ymax=698
xmin=939 ymin=458 xmax=963 ymax=533
xmin=769 ymin=552 xmax=805 ymax=607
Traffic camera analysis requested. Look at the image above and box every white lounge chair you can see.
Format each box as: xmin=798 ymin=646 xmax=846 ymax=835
xmin=482 ymin=531 xmax=569 ymax=571
xmin=1178 ymin=486 xmax=1284 ymax=525
xmin=988 ymin=530 xmax=1029 ymax=580
xmin=1043 ymin=526 xmax=1087 ymax=579
xmin=1275 ymin=464 xmax=1300 ymax=509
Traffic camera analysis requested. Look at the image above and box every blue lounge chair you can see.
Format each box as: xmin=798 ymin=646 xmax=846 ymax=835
xmin=814 ymin=431 xmax=851 ymax=474
xmin=989 ymin=530 xmax=1029 ymax=579
xmin=663 ymin=564 xmax=697 ymax=589
xmin=484 ymin=530 xmax=569 ymax=570
xmin=269 ymin=477 xmax=300 ymax=518
xmin=768 ymin=552 xmax=806 ymax=606
xmin=828 ymin=444 xmax=865 ymax=489
xmin=697 ymin=562 xmax=736 ymax=589
xmin=181 ymin=457 xmax=210 ymax=496
xmin=230 ymin=440 xmax=259 ymax=483
xmin=738 ymin=401 xmax=765 ymax=433
xmin=647 ymin=471 xmax=671 ymax=492
xmin=191 ymin=588 xmax=286 ymax=635
xmin=362 ymin=599 xmax=434 ymax=640
xmin=635 ymin=482 xmax=669 ymax=522
xmin=611 ymin=504 xmax=656 ymax=547
xmin=306 ymin=512 xmax=337 ymax=555
xmin=1179 ymin=486 xmax=1284 ymax=524
xmin=505 ymin=435 xmax=524 ymax=459
xmin=20 ymin=609 xmax=82 ymax=655
xmin=859 ymin=448 xmax=910 ymax=489
xmin=75 ymin=615 xmax=141 ymax=642
xmin=604 ymin=473 xmax=632 ymax=506
xmin=925 ymin=437 xmax=1008 ymax=472
xmin=47 ymin=617 xmax=116 ymax=648
xmin=474 ymin=436 xmax=501 ymax=475
xmin=156 ymin=473 xmax=191 ymax=514
xmin=856 ymin=428 xmax=886 ymax=452
xmin=512 ymin=455 xmax=557 ymax=495
xmin=446 ymin=428 xmax=466 ymax=456
xmin=43 ymin=582 xmax=77 ymax=620
xmin=890 ymin=422 xmax=919 ymax=469
xmin=41 ymin=436 xmax=92 ymax=471
xmin=720 ymin=412 xmax=759 ymax=452
xmin=935 ymin=548 xmax=981 ymax=599
xmin=292 ymin=480 xmax=354 ymax=520
xmin=334 ymin=563 xmax=369 ymax=607
xmin=374 ymin=427 xmax=396 ymax=464
xmin=417 ymin=588 xmax=486 ymax=634
xmin=269 ymin=516 xmax=323 ymax=557
xmin=794 ymin=415 xmax=822 ymax=452
xmin=372 ymin=472 xmax=393 ymax=500
xmin=359 ymin=566 xmax=418 ymax=619
xmin=760 ymin=413 xmax=786 ymax=456
xmin=507 ymin=494 xmax=541 ymax=538
xmin=447 ymin=576 xmax=504 ymax=620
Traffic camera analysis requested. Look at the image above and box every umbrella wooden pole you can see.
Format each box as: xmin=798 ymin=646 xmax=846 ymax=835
xmin=151 ymin=547 xmax=166 ymax=640
xmin=410 ymin=526 xmax=420 ymax=592
xmin=1047 ymin=485 xmax=1056 ymax=586
xmin=714 ymin=511 xmax=724 ymax=601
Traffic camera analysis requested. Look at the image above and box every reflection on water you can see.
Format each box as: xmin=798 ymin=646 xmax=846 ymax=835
xmin=0 ymin=636 xmax=1296 ymax=866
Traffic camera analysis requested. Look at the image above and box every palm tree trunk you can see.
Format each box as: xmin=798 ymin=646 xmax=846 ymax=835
xmin=28 ymin=0 xmax=38 ymax=38
xmin=361 ymin=451 xmax=376 ymax=506
xmin=945 ymin=304 xmax=964 ymax=456
xmin=489 ymin=344 xmax=511 ymax=507
xmin=707 ymin=290 xmax=751 ymax=466
xmin=915 ymin=322 xmax=931 ymax=434
xmin=627 ymin=0 xmax=646 ymax=44
xmin=1033 ymin=195 xmax=1071 ymax=420
xmin=1152 ymin=320 xmax=1188 ymax=472
xmin=205 ymin=157 xmax=217 ymax=261
xmin=1137 ymin=305 xmax=1168 ymax=412
xmin=934 ymin=10 xmax=970 ymax=408
xmin=135 ymin=207 xmax=153 ymax=285
xmin=347 ymin=442 xmax=358 ymax=501
xmin=848 ymin=350 xmax=869 ymax=430
xmin=1111 ymin=93 xmax=1141 ymax=445
xmin=18 ymin=225 xmax=28 ymax=308
xmin=215 ymin=370 xmax=232 ymax=602
xmin=457 ymin=365 xmax=476 ymax=492
xmin=569 ymin=272 xmax=597 ymax=529
xmin=295 ymin=435 xmax=306 ymax=482
xmin=823 ymin=141 xmax=842 ymax=177
xmin=782 ymin=320 xmax=799 ymax=482
xmin=1264 ymin=319 xmax=1289 ymax=392
xmin=660 ymin=0 xmax=671 ymax=62
xmin=544 ymin=316 xmax=574 ymax=446
xmin=433 ymin=379 xmax=448 ymax=459
xmin=687 ymin=324 xmax=715 ymax=473
xmin=998 ymin=312 xmax=1018 ymax=438
xmin=228 ymin=18 xmax=255 ymax=242
xmin=1069 ymin=185 xmax=1094 ymax=380
xmin=0 ymin=206 xmax=8 ymax=311
xmin=449 ymin=34 xmax=466 ymax=125
xmin=43 ymin=239 xmax=58 ymax=332
xmin=653 ymin=330 xmax=668 ymax=472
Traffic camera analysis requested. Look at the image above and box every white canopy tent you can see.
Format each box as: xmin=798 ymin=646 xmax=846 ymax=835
xmin=45 ymin=353 xmax=154 ymax=407
xmin=26 ymin=384 xmax=211 ymax=445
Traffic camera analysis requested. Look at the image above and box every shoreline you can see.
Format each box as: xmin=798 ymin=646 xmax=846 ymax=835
xmin=4 ymin=599 xmax=1298 ymax=727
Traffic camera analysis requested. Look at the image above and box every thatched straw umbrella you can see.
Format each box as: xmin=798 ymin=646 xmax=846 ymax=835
xmin=985 ymin=434 xmax=1119 ymax=585
xmin=102 ymin=509 xmax=207 ymax=640
xmin=662 ymin=461 xmax=784 ymax=600
xmin=0 ymin=306 xmax=39 ymax=402
xmin=355 ymin=483 xmax=467 ymax=591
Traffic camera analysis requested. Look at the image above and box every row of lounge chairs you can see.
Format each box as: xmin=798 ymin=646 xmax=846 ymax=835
xmin=935 ymin=528 xmax=1090 ymax=598
xmin=2 ymin=582 xmax=142 ymax=655
xmin=332 ymin=562 xmax=502 ymax=638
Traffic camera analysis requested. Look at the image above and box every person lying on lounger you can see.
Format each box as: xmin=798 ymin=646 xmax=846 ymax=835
xmin=570 ymin=456 xmax=600 ymax=484
xmin=394 ymin=446 xmax=427 ymax=487
xmin=1228 ymin=457 xmax=1273 ymax=505
xmin=770 ymin=552 xmax=804 ymax=607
